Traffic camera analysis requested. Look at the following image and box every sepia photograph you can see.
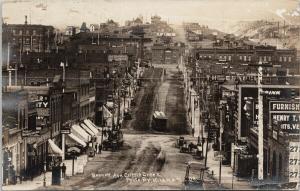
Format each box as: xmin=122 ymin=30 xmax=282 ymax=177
xmin=1 ymin=0 xmax=300 ymax=190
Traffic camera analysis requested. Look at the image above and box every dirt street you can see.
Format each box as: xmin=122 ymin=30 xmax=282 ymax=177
xmin=39 ymin=65 xmax=219 ymax=190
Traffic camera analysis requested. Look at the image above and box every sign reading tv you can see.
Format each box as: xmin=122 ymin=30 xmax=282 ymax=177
xmin=238 ymin=85 xmax=300 ymax=138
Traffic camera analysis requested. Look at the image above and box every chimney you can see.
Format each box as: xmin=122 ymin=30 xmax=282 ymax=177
xmin=25 ymin=15 xmax=28 ymax=25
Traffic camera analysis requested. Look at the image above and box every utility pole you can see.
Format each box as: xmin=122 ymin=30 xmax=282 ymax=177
xmin=219 ymin=103 xmax=225 ymax=186
xmin=204 ymin=116 xmax=210 ymax=168
xmin=243 ymin=61 xmax=274 ymax=181
xmin=257 ymin=63 xmax=264 ymax=181
xmin=117 ymin=89 xmax=120 ymax=129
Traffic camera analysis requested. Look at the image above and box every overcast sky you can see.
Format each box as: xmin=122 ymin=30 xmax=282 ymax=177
xmin=3 ymin=0 xmax=300 ymax=31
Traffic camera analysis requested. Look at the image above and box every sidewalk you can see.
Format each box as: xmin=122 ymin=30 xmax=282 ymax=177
xmin=2 ymin=155 xmax=88 ymax=190
xmin=204 ymin=143 xmax=253 ymax=190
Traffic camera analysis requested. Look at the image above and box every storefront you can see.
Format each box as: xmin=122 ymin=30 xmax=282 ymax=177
xmin=47 ymin=139 xmax=64 ymax=170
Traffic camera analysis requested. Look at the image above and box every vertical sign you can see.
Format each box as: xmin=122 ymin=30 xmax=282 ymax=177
xmin=288 ymin=142 xmax=300 ymax=183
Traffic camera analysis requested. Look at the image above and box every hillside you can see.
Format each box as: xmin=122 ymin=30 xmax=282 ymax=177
xmin=230 ymin=20 xmax=300 ymax=52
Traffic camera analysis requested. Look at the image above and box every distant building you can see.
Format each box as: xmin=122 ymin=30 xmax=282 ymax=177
xmin=125 ymin=17 xmax=143 ymax=27
xmin=100 ymin=20 xmax=119 ymax=33
xmin=80 ymin=22 xmax=90 ymax=33
xmin=2 ymin=19 xmax=55 ymax=55
xmin=90 ymin=24 xmax=100 ymax=32
xmin=152 ymin=43 xmax=185 ymax=64
xmin=65 ymin=26 xmax=80 ymax=36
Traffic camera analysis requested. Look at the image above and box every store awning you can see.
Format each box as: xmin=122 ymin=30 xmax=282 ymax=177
xmin=103 ymin=105 xmax=113 ymax=118
xmin=84 ymin=119 xmax=99 ymax=135
xmin=67 ymin=133 xmax=87 ymax=147
xmin=80 ymin=123 xmax=96 ymax=136
xmin=71 ymin=124 xmax=91 ymax=143
xmin=48 ymin=139 xmax=63 ymax=157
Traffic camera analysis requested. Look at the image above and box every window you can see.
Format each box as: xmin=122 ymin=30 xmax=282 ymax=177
xmin=268 ymin=56 xmax=271 ymax=62
xmin=19 ymin=30 xmax=22 ymax=35
xmin=264 ymin=56 xmax=267 ymax=62
xmin=288 ymin=57 xmax=292 ymax=62
xmin=259 ymin=56 xmax=262 ymax=62
xmin=12 ymin=29 xmax=16 ymax=35
xmin=25 ymin=38 xmax=30 ymax=44
xmin=32 ymin=38 xmax=36 ymax=44
xmin=228 ymin=55 xmax=231 ymax=61
xmin=239 ymin=56 xmax=242 ymax=60
xmin=33 ymin=30 xmax=36 ymax=35
xmin=248 ymin=56 xmax=251 ymax=61
xmin=283 ymin=57 xmax=287 ymax=62
xmin=26 ymin=30 xmax=29 ymax=35
xmin=219 ymin=55 xmax=222 ymax=60
xmin=224 ymin=55 xmax=227 ymax=60
xmin=244 ymin=56 xmax=247 ymax=61
xmin=279 ymin=56 xmax=282 ymax=62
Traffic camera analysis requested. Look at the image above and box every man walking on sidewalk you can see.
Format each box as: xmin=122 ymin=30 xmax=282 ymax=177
xmin=61 ymin=163 xmax=66 ymax=178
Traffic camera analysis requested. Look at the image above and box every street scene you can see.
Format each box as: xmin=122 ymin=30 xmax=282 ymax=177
xmin=2 ymin=0 xmax=300 ymax=190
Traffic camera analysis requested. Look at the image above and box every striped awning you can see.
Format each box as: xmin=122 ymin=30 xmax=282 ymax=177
xmin=80 ymin=123 xmax=96 ymax=136
xmin=48 ymin=139 xmax=63 ymax=157
xmin=84 ymin=119 xmax=99 ymax=135
xmin=71 ymin=124 xmax=91 ymax=143
xmin=67 ymin=133 xmax=87 ymax=147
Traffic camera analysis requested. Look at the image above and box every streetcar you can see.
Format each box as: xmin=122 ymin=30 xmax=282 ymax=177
xmin=151 ymin=111 xmax=168 ymax=131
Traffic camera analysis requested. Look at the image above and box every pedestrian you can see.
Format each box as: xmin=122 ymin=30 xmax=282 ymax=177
xmin=61 ymin=163 xmax=66 ymax=178
xmin=98 ymin=144 xmax=102 ymax=154
xmin=95 ymin=143 xmax=98 ymax=154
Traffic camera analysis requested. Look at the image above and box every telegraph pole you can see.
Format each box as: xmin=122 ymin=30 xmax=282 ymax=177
xmin=257 ymin=63 xmax=264 ymax=181
xmin=243 ymin=61 xmax=274 ymax=181
xmin=204 ymin=116 xmax=210 ymax=168
xmin=219 ymin=103 xmax=224 ymax=186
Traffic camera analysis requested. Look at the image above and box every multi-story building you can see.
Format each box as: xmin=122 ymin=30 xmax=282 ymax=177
xmin=2 ymin=17 xmax=55 ymax=56
xmin=5 ymin=77 xmax=64 ymax=172
xmin=2 ymin=90 xmax=30 ymax=183
xmin=152 ymin=42 xmax=185 ymax=64
xmin=193 ymin=45 xmax=299 ymax=74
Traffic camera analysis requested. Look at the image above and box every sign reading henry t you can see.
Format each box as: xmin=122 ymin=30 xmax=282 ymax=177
xmin=270 ymin=101 xmax=300 ymax=135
